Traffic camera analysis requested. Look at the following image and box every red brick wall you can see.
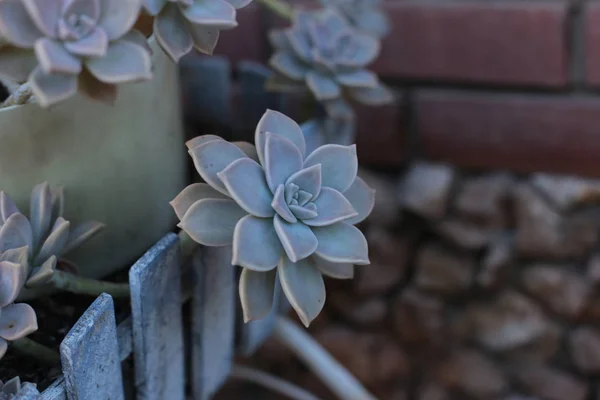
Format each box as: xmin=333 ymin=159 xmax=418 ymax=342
xmin=216 ymin=0 xmax=600 ymax=177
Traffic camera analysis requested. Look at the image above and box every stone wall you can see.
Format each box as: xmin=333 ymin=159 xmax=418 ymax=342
xmin=227 ymin=162 xmax=600 ymax=400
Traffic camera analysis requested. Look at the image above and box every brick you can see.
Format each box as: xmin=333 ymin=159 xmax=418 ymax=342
xmin=215 ymin=4 xmax=267 ymax=64
xmin=417 ymin=90 xmax=600 ymax=177
xmin=355 ymin=94 xmax=406 ymax=168
xmin=585 ymin=2 xmax=600 ymax=85
xmin=373 ymin=1 xmax=568 ymax=87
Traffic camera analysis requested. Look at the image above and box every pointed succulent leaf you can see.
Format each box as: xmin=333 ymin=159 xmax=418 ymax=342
xmin=98 ymin=0 xmax=143 ymax=40
xmin=0 ymin=46 xmax=38 ymax=82
xmin=2 ymin=376 xmax=21 ymax=394
xmin=336 ymin=69 xmax=377 ymax=88
xmin=264 ymin=132 xmax=303 ymax=193
xmin=278 ymin=255 xmax=325 ymax=327
xmin=0 ymin=214 xmax=33 ymax=254
xmin=232 ymin=141 xmax=259 ymax=162
xmin=239 ymin=268 xmax=276 ymax=323
xmin=255 ymin=109 xmax=306 ymax=166
xmin=349 ymin=82 xmax=394 ymax=105
xmin=29 ymin=66 xmax=78 ymax=107
xmin=0 ymin=192 xmax=19 ymax=224
xmin=323 ymin=98 xmax=354 ymax=122
xmin=217 ymin=158 xmax=275 ymax=218
xmin=355 ymin=8 xmax=390 ymax=38
xmin=143 ymin=0 xmax=167 ymax=15
xmin=26 ymin=255 xmax=56 ymax=287
xmin=342 ymin=176 xmax=375 ymax=225
xmin=35 ymin=38 xmax=82 ymax=74
xmin=50 ymin=186 xmax=64 ymax=222
xmin=0 ymin=261 xmax=24 ymax=307
xmin=188 ymin=23 xmax=220 ymax=55
xmin=181 ymin=0 xmax=238 ymax=29
xmin=310 ymin=254 xmax=353 ymax=279
xmin=85 ymin=39 xmax=152 ymax=83
xmin=312 ymin=222 xmax=369 ymax=265
xmin=269 ymin=52 xmax=307 ymax=81
xmin=154 ymin=3 xmax=194 ymax=62
xmin=286 ymin=29 xmax=311 ymax=63
xmin=35 ymin=217 xmax=70 ymax=265
xmin=65 ymin=0 xmax=101 ymax=21
xmin=289 ymin=203 xmax=318 ymax=220
xmin=268 ymin=30 xmax=290 ymax=51
xmin=273 ymin=215 xmax=318 ymax=263
xmin=188 ymin=138 xmax=248 ymax=196
xmin=179 ymin=198 xmax=247 ymax=246
xmin=0 ymin=0 xmax=43 ymax=48
xmin=121 ymin=29 xmax=153 ymax=55
xmin=29 ymin=182 xmax=52 ymax=250
xmin=304 ymin=144 xmax=358 ymax=193
xmin=0 ymin=338 xmax=6 ymax=359
xmin=64 ymin=28 xmax=109 ymax=57
xmin=233 ymin=215 xmax=282 ymax=271
xmin=0 ymin=303 xmax=38 ymax=341
xmin=286 ymin=164 xmax=322 ymax=200
xmin=60 ymin=221 xmax=105 ymax=256
xmin=185 ymin=134 xmax=222 ymax=150
xmin=224 ymin=0 xmax=252 ymax=10
xmin=21 ymin=0 xmax=62 ymax=38
xmin=0 ymin=246 xmax=29 ymax=279
xmin=171 ymin=183 xmax=227 ymax=220
xmin=271 ymin=184 xmax=297 ymax=224
xmin=306 ymin=71 xmax=341 ymax=101
xmin=303 ymin=187 xmax=357 ymax=226
xmin=336 ymin=33 xmax=380 ymax=67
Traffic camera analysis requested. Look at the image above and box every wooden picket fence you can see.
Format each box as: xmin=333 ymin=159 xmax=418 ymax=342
xmin=22 ymin=58 xmax=290 ymax=400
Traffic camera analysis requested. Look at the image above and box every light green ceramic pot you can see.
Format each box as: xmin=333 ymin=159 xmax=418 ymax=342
xmin=1 ymin=37 xmax=186 ymax=289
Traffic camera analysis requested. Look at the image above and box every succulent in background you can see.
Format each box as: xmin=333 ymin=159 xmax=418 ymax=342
xmin=318 ymin=0 xmax=390 ymax=38
xmin=0 ymin=247 xmax=37 ymax=360
xmin=172 ymin=109 xmax=375 ymax=327
xmin=0 ymin=0 xmax=152 ymax=107
xmin=268 ymin=8 xmax=393 ymax=115
xmin=301 ymin=117 xmax=356 ymax=154
xmin=0 ymin=182 xmax=105 ymax=288
xmin=0 ymin=377 xmax=40 ymax=399
xmin=143 ymin=0 xmax=252 ymax=63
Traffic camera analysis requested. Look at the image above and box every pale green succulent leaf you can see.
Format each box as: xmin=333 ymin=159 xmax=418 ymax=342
xmin=303 ymin=144 xmax=358 ymax=193
xmin=0 ymin=0 xmax=43 ymax=48
xmin=342 ymin=176 xmax=375 ymax=225
xmin=239 ymin=268 xmax=276 ymax=323
xmin=0 ymin=303 xmax=37 ymax=341
xmin=337 ymin=69 xmax=377 ymax=88
xmin=85 ymin=39 xmax=152 ymax=83
xmin=288 ymin=203 xmax=317 ymax=220
xmin=143 ymin=0 xmax=167 ymax=15
xmin=0 ymin=261 xmax=24 ymax=307
xmin=185 ymin=134 xmax=222 ymax=150
xmin=233 ymin=215 xmax=282 ymax=271
xmin=224 ymin=0 xmax=252 ymax=10
xmin=336 ymin=32 xmax=380 ymax=67
xmin=64 ymin=28 xmax=109 ymax=57
xmin=285 ymin=164 xmax=322 ymax=200
xmin=310 ymin=254 xmax=353 ymax=279
xmin=179 ymin=198 xmax=247 ymax=246
xmin=269 ymin=51 xmax=308 ymax=81
xmin=271 ymin=184 xmax=297 ymax=224
xmin=181 ymin=0 xmax=237 ymax=29
xmin=34 ymin=217 xmax=69 ymax=265
xmin=35 ymin=38 xmax=82 ymax=74
xmin=2 ymin=376 xmax=21 ymax=394
xmin=278 ymin=256 xmax=325 ymax=327
xmin=232 ymin=141 xmax=259 ymax=162
xmin=273 ymin=215 xmax=318 ymax=263
xmin=29 ymin=66 xmax=78 ymax=107
xmin=97 ymin=0 xmax=142 ymax=40
xmin=61 ymin=220 xmax=105 ymax=256
xmin=313 ymin=222 xmax=369 ymax=265
xmin=122 ymin=29 xmax=153 ymax=55
xmin=264 ymin=132 xmax=303 ymax=193
xmin=170 ymin=183 xmax=227 ymax=220
xmin=154 ymin=4 xmax=194 ymax=63
xmin=0 ymin=214 xmax=33 ymax=255
xmin=29 ymin=182 xmax=52 ymax=250
xmin=0 ymin=192 xmax=19 ymax=225
xmin=303 ymin=187 xmax=357 ymax=227
xmin=306 ymin=71 xmax=341 ymax=101
xmin=255 ymin=109 xmax=306 ymax=166
xmin=21 ymin=0 xmax=62 ymax=38
xmin=25 ymin=255 xmax=56 ymax=287
xmin=189 ymin=23 xmax=219 ymax=55
xmin=0 ymin=338 xmax=6 ymax=359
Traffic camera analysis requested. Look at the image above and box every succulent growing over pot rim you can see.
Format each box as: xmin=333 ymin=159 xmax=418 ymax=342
xmin=318 ymin=0 xmax=390 ymax=38
xmin=267 ymin=8 xmax=393 ymax=112
xmin=143 ymin=0 xmax=252 ymax=63
xmin=172 ymin=109 xmax=375 ymax=327
xmin=0 ymin=0 xmax=152 ymax=107
xmin=0 ymin=182 xmax=105 ymax=289
xmin=0 ymin=377 xmax=40 ymax=399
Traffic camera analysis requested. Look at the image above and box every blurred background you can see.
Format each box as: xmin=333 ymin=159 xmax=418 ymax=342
xmin=181 ymin=1 xmax=600 ymax=399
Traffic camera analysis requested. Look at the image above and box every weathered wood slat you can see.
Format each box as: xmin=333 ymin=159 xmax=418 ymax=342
xmin=191 ymin=246 xmax=235 ymax=400
xmin=60 ymin=293 xmax=124 ymax=400
xmin=129 ymin=233 xmax=185 ymax=400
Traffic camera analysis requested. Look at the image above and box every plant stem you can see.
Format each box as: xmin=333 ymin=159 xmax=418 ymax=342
xmin=230 ymin=365 xmax=321 ymax=400
xmin=11 ymin=337 xmax=61 ymax=365
xmin=1 ymin=83 xmax=33 ymax=107
xmin=256 ymin=0 xmax=294 ymax=20
xmin=272 ymin=316 xmax=377 ymax=400
xmin=49 ymin=271 xmax=130 ymax=298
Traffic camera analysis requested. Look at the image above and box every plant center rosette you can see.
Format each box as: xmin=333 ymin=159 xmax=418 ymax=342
xmin=172 ymin=109 xmax=375 ymax=327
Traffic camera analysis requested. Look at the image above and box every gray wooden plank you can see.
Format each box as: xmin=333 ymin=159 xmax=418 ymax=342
xmin=40 ymin=377 xmax=66 ymax=400
xmin=129 ymin=233 xmax=184 ymax=400
xmin=239 ymin=278 xmax=281 ymax=356
xmin=191 ymin=246 xmax=236 ymax=400
xmin=60 ymin=293 xmax=124 ymax=400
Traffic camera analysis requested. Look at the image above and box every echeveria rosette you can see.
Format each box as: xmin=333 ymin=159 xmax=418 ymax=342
xmin=143 ymin=0 xmax=252 ymax=63
xmin=0 ymin=0 xmax=152 ymax=107
xmin=319 ymin=0 xmax=390 ymax=38
xmin=0 ymin=377 xmax=40 ymax=399
xmin=267 ymin=8 xmax=393 ymax=118
xmin=172 ymin=109 xmax=375 ymax=327
xmin=0 ymin=182 xmax=105 ymax=288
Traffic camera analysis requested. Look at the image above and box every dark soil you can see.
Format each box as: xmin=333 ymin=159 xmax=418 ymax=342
xmin=0 ymin=268 xmax=132 ymax=391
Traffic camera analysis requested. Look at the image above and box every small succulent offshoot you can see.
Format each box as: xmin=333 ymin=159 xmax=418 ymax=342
xmin=268 ymin=8 xmax=393 ymax=118
xmin=143 ymin=0 xmax=252 ymax=62
xmin=318 ymin=0 xmax=390 ymax=38
xmin=0 ymin=0 xmax=153 ymax=107
xmin=0 ymin=182 xmax=105 ymax=289
xmin=172 ymin=109 xmax=375 ymax=327
xmin=0 ymin=377 xmax=40 ymax=399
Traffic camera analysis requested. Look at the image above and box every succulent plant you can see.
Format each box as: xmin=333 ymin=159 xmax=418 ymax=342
xmin=143 ymin=0 xmax=252 ymax=63
xmin=0 ymin=377 xmax=40 ymax=399
xmin=0 ymin=182 xmax=105 ymax=288
xmin=301 ymin=117 xmax=356 ymax=154
xmin=0 ymin=0 xmax=152 ymax=107
xmin=172 ymin=109 xmax=375 ymax=327
xmin=0 ymin=247 xmax=37 ymax=360
xmin=318 ymin=0 xmax=390 ymax=38
xmin=267 ymin=8 xmax=393 ymax=115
